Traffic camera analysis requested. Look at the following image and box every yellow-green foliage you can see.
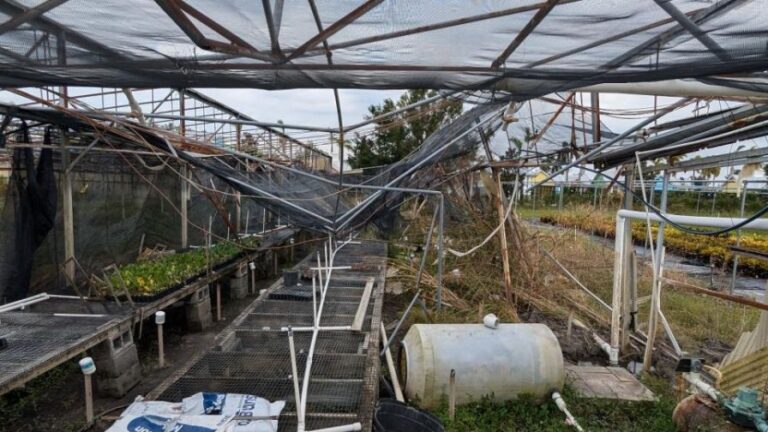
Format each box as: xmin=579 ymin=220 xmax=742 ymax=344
xmin=109 ymin=237 xmax=259 ymax=295
xmin=542 ymin=207 xmax=768 ymax=276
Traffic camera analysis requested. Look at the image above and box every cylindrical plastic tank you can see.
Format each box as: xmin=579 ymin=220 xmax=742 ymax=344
xmin=399 ymin=323 xmax=564 ymax=408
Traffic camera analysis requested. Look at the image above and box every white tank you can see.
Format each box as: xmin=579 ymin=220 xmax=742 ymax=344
xmin=399 ymin=323 xmax=564 ymax=408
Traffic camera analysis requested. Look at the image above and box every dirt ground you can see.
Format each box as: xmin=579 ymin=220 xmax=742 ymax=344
xmin=0 ymin=277 xmax=276 ymax=432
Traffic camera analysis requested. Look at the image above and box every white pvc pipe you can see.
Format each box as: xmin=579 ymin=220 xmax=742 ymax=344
xmin=618 ymin=209 xmax=768 ymax=231
xmin=298 ymin=236 xmax=356 ymax=432
xmin=592 ymin=333 xmax=618 ymax=365
xmin=0 ymin=293 xmax=50 ymax=313
xmin=288 ymin=329 xmax=303 ymax=423
xmin=53 ymin=313 xmax=107 ymax=318
xmin=684 ymin=373 xmax=721 ymax=402
xmin=306 ymin=423 xmax=362 ymax=432
xmin=312 ymin=276 xmax=317 ymax=328
xmin=552 ymin=392 xmax=584 ymax=432
xmin=282 ymin=325 xmax=353 ymax=332
xmin=310 ymin=266 xmax=352 ymax=271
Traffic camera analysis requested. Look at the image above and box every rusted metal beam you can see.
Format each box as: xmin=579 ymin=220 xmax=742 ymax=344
xmin=284 ymin=0 xmax=384 ymax=62
xmin=0 ymin=0 xmax=68 ymax=36
xmin=663 ymin=277 xmax=768 ymax=313
xmin=491 ymin=0 xmax=561 ymax=69
xmin=154 ymin=0 xmax=274 ymax=62
xmin=175 ymin=0 xmax=260 ymax=53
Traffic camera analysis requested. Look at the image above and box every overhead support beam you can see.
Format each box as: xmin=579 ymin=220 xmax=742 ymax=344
xmin=491 ymin=0 xmax=561 ymax=69
xmin=284 ymin=0 xmax=384 ymax=62
xmin=261 ymin=0 xmax=282 ymax=55
xmin=325 ymin=0 xmax=581 ymax=52
xmin=272 ymin=0 xmax=284 ymax=38
xmin=0 ymin=0 xmax=69 ymax=36
xmin=604 ymin=0 xmax=744 ymax=69
xmin=652 ymin=0 xmax=732 ymax=62
xmin=0 ymin=0 xmax=119 ymax=58
xmin=526 ymin=15 xmax=679 ymax=68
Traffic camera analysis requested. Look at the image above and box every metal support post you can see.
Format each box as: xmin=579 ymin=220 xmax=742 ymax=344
xmin=180 ymin=164 xmax=189 ymax=248
xmin=437 ymin=194 xmax=445 ymax=310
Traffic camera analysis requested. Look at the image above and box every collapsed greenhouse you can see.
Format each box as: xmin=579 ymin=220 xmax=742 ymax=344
xmin=1 ymin=1 xmax=768 ymax=431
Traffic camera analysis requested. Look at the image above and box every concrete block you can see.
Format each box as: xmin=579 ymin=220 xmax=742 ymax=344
xmin=186 ymin=289 xmax=212 ymax=331
xmin=91 ymin=329 xmax=142 ymax=397
xmin=229 ymin=275 xmax=248 ymax=300
xmin=96 ymin=361 xmax=142 ymax=398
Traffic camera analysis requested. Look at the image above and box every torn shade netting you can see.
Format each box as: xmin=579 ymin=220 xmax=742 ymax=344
xmin=0 ymin=0 xmax=766 ymax=97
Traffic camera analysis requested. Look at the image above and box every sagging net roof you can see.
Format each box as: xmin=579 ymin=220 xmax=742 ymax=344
xmin=0 ymin=100 xmax=504 ymax=232
xmin=0 ymin=0 xmax=767 ymax=95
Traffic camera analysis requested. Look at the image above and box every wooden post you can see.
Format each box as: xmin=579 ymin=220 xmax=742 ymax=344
xmin=380 ymin=323 xmax=405 ymax=402
xmin=156 ymin=311 xmax=166 ymax=368
xmin=621 ymin=166 xmax=635 ymax=350
xmin=78 ymin=357 xmax=95 ymax=426
xmin=480 ymin=134 xmax=513 ymax=302
xmin=449 ymin=369 xmax=457 ymax=420
xmin=216 ymin=282 xmax=222 ymax=321
xmin=157 ymin=323 xmax=164 ymax=367
xmin=84 ymin=374 xmax=93 ymax=424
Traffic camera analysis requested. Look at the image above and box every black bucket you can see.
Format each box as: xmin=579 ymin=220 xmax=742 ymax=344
xmin=374 ymin=399 xmax=444 ymax=432
xmin=283 ymin=270 xmax=298 ymax=287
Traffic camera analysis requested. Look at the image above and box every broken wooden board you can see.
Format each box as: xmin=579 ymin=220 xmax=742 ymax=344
xmin=719 ymin=346 xmax=768 ymax=400
xmin=566 ymin=365 xmax=655 ymax=402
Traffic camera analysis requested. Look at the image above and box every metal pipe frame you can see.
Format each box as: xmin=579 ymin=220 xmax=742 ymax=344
xmin=612 ymin=208 xmax=768 ymax=364
xmin=527 ymin=97 xmax=690 ymax=192
xmin=491 ymin=0 xmax=561 ymax=69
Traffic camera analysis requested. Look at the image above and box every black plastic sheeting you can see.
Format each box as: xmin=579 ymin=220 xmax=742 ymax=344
xmin=0 ymin=126 xmax=57 ymax=301
xmin=0 ymin=1 xmax=766 ymax=98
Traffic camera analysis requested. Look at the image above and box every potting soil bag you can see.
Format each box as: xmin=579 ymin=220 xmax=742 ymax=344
xmin=181 ymin=392 xmax=285 ymax=431
xmin=107 ymin=393 xmax=284 ymax=432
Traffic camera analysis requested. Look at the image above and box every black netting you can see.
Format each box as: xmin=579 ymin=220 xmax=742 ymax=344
xmin=0 ymin=1 xmax=765 ymax=99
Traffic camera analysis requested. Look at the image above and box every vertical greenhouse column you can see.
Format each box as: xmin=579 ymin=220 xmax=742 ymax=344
xmin=180 ymin=89 xmax=188 ymax=249
xmin=61 ymin=132 xmax=75 ymax=282
xmin=180 ymin=164 xmax=189 ymax=248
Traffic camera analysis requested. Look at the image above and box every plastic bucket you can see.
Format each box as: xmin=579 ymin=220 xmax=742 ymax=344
xmin=373 ymin=399 xmax=444 ymax=432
